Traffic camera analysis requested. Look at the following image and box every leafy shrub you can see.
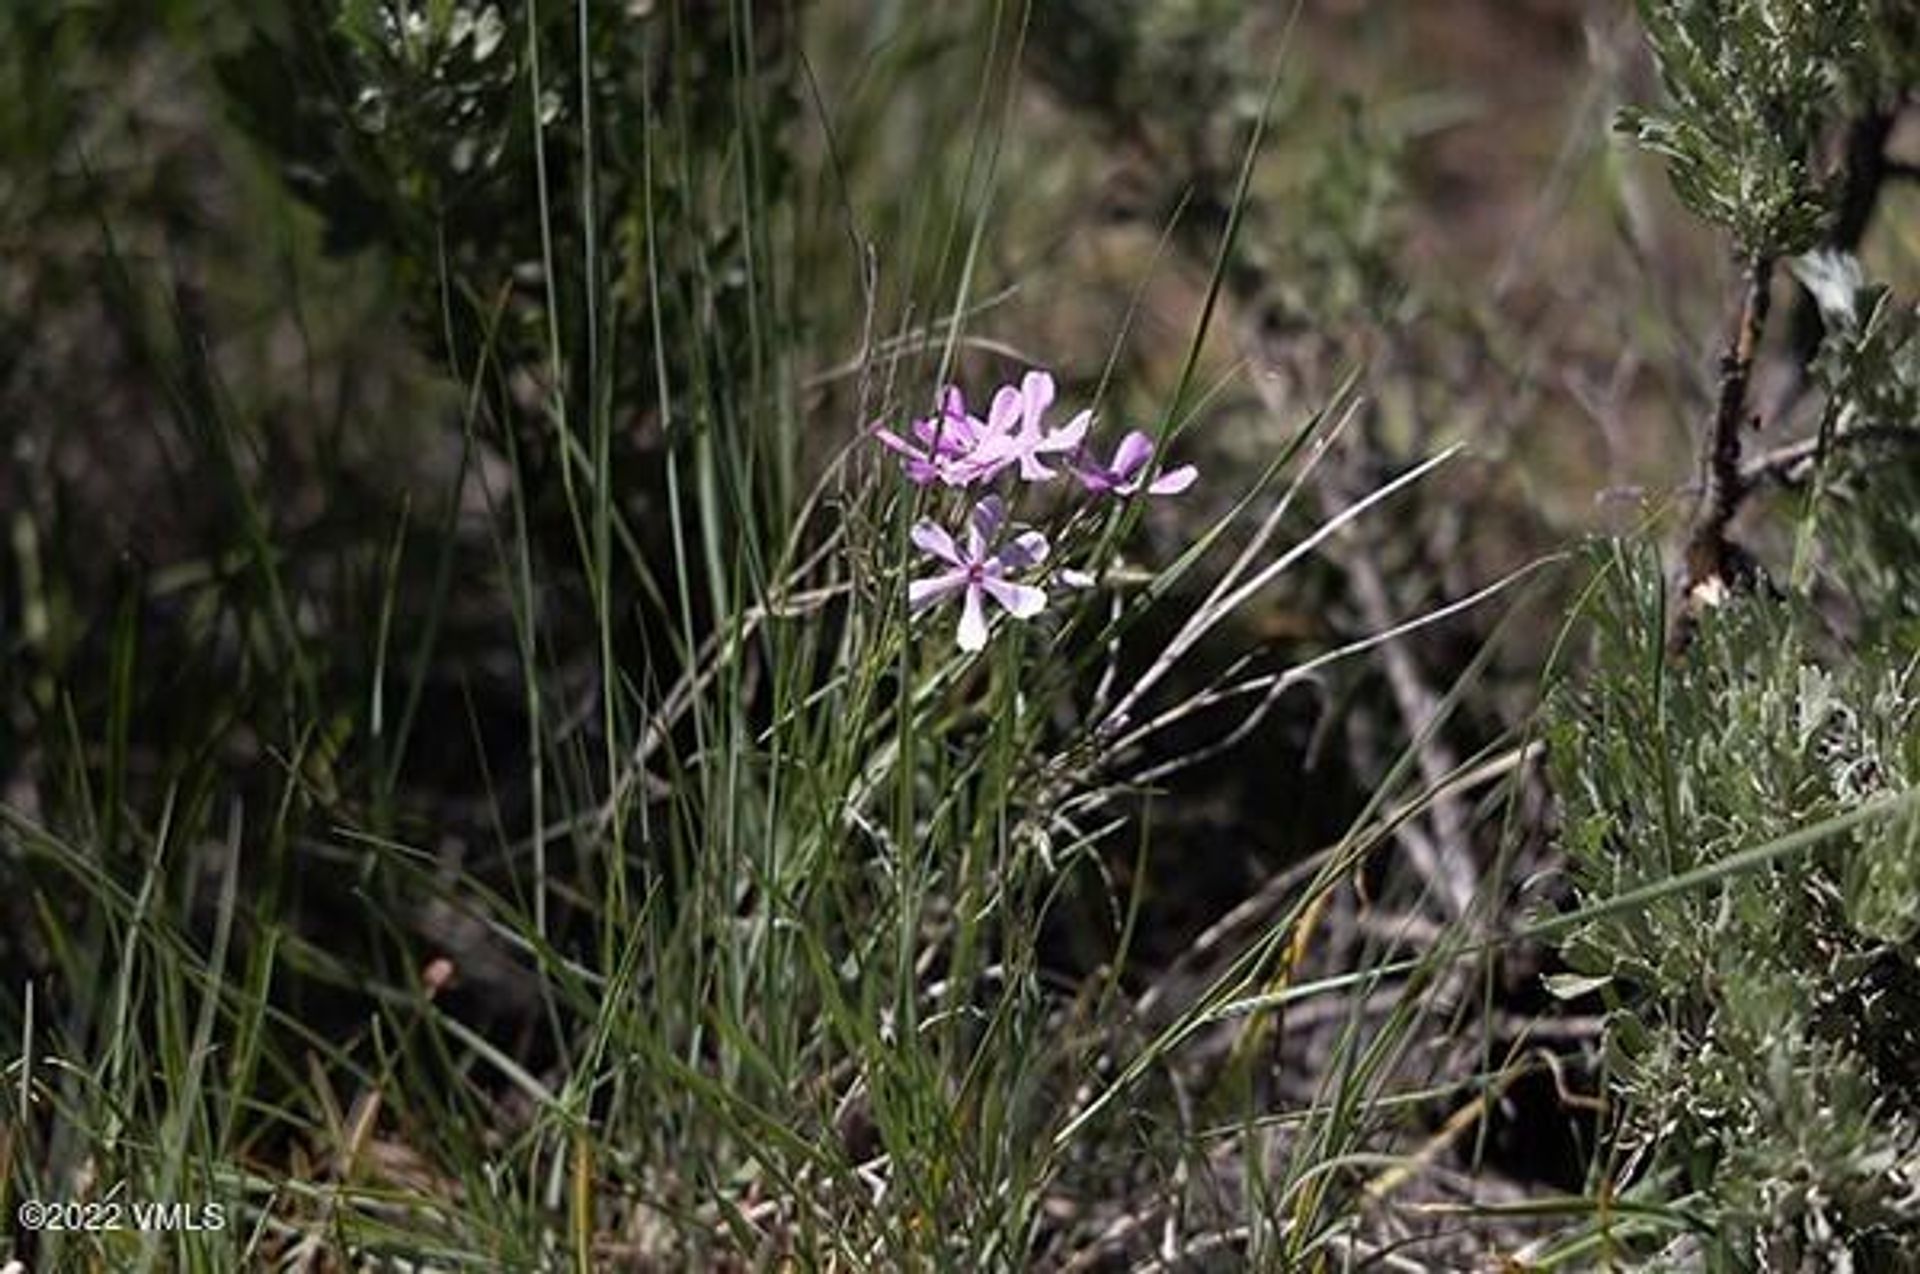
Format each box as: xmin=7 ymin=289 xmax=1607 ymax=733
xmin=1541 ymin=0 xmax=1920 ymax=1265
xmin=1548 ymin=546 xmax=1920 ymax=1266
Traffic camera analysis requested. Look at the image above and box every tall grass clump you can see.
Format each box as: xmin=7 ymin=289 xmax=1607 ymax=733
xmin=2 ymin=2 xmax=1560 ymax=1268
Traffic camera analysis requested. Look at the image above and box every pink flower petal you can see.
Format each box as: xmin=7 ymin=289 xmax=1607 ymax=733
xmin=981 ymin=577 xmax=1046 ymax=619
xmin=872 ymin=425 xmax=921 ymax=458
xmin=913 ymin=420 xmax=960 ymax=455
xmin=1146 ymin=464 xmax=1197 ymax=495
xmin=988 ymin=385 xmax=1024 ymax=437
xmin=999 ymin=529 xmax=1050 ymax=569
xmin=1018 ymin=453 xmax=1060 ymax=482
xmin=920 ymin=395 xmax=979 ymax=454
xmin=911 ymin=519 xmax=962 ymax=566
xmin=1020 ymin=370 xmax=1056 ymax=423
xmin=941 ymin=459 xmax=991 ymax=488
xmin=969 ymin=496 xmax=1005 ymax=556
xmin=909 ymin=570 xmax=968 ymax=610
xmin=1037 ymin=409 xmax=1092 ymax=454
xmin=956 ymin=585 xmax=989 ymax=651
xmin=1109 ymin=430 xmax=1155 ymax=477
xmin=1074 ymin=464 xmax=1119 ymax=494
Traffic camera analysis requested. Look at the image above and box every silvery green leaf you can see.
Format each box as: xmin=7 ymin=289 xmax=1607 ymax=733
xmin=1544 ymin=972 xmax=1614 ymax=1001
xmin=1789 ymin=250 xmax=1866 ymax=332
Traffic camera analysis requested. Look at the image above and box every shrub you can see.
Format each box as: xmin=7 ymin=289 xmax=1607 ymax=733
xmin=1548 ymin=546 xmax=1920 ymax=1266
xmin=1544 ymin=1 xmax=1920 ymax=1264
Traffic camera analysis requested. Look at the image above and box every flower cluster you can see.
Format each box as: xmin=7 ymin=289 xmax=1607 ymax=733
xmin=875 ymin=370 xmax=1197 ymax=651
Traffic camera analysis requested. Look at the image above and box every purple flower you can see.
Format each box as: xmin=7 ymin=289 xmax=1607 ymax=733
xmin=909 ymin=496 xmax=1049 ymax=651
xmin=872 ymin=386 xmax=992 ymax=487
xmin=969 ymin=371 xmax=1092 ymax=484
xmin=1073 ymin=430 xmax=1197 ymax=497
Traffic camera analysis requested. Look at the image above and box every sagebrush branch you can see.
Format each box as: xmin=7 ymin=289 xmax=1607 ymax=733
xmin=1742 ymin=423 xmax=1920 ymax=488
xmin=1673 ymin=255 xmax=1773 ymax=649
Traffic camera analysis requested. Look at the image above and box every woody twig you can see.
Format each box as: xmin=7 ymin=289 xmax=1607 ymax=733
xmin=1671 ymin=254 xmax=1773 ymax=652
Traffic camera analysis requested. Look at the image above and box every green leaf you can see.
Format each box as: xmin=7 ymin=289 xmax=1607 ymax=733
xmin=1543 ymin=972 xmax=1614 ymax=1001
